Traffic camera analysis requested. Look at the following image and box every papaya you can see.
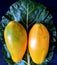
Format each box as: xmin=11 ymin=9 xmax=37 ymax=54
xmin=28 ymin=23 xmax=50 ymax=64
xmin=4 ymin=21 xmax=27 ymax=63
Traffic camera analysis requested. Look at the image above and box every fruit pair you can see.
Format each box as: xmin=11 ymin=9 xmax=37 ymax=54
xmin=4 ymin=21 xmax=50 ymax=64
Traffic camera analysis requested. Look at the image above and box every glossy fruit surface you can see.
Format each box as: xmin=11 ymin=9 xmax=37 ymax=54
xmin=4 ymin=21 xmax=27 ymax=63
xmin=28 ymin=23 xmax=50 ymax=64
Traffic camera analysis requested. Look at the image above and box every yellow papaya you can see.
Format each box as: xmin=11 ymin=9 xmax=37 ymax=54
xmin=4 ymin=21 xmax=27 ymax=63
xmin=28 ymin=23 xmax=50 ymax=64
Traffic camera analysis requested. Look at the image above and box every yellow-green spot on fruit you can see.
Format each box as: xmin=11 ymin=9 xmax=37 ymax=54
xmin=28 ymin=23 xmax=50 ymax=64
xmin=4 ymin=21 xmax=27 ymax=63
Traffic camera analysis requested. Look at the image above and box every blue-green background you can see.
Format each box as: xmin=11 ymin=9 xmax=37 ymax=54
xmin=0 ymin=0 xmax=57 ymax=65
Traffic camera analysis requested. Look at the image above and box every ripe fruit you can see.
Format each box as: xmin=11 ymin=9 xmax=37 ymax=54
xmin=28 ymin=23 xmax=50 ymax=64
xmin=4 ymin=21 xmax=27 ymax=63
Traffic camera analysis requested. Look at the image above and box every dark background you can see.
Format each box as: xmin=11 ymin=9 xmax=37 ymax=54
xmin=0 ymin=0 xmax=57 ymax=65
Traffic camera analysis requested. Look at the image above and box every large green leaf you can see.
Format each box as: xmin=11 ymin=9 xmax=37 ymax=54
xmin=0 ymin=0 xmax=57 ymax=65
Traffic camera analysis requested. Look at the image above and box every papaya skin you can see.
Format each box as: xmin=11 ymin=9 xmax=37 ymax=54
xmin=28 ymin=23 xmax=50 ymax=64
xmin=4 ymin=21 xmax=27 ymax=63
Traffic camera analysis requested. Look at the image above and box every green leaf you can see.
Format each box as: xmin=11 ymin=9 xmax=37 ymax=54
xmin=0 ymin=0 xmax=57 ymax=65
